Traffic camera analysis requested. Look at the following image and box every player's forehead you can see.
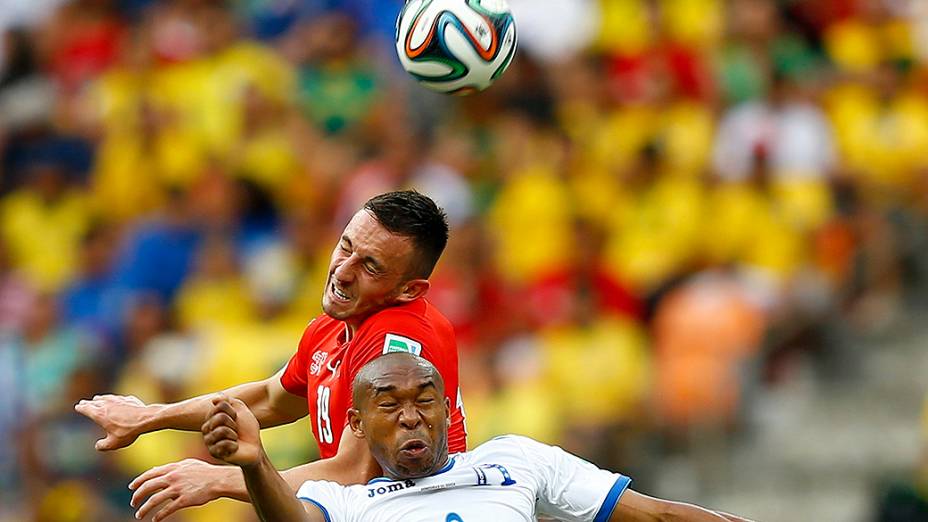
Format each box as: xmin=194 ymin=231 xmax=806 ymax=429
xmin=370 ymin=365 xmax=435 ymax=392
xmin=341 ymin=211 xmax=415 ymax=257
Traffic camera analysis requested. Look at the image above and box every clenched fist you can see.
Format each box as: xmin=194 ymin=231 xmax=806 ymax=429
xmin=202 ymin=394 xmax=263 ymax=467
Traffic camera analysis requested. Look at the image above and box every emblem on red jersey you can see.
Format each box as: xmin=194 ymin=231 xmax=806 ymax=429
xmin=382 ymin=334 xmax=422 ymax=356
xmin=310 ymin=351 xmax=328 ymax=375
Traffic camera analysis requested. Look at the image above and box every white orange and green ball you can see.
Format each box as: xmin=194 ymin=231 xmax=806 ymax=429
xmin=396 ymin=0 xmax=517 ymax=95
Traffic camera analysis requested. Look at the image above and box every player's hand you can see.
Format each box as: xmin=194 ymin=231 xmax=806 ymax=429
xmin=203 ymin=394 xmax=262 ymax=467
xmin=74 ymin=394 xmax=149 ymax=450
xmin=129 ymin=459 xmax=236 ymax=521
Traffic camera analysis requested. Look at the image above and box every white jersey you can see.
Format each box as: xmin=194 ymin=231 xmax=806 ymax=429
xmin=296 ymin=435 xmax=631 ymax=522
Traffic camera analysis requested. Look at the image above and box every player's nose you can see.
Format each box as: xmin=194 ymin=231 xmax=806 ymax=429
xmin=332 ymin=256 xmax=356 ymax=283
xmin=398 ymin=404 xmax=421 ymax=429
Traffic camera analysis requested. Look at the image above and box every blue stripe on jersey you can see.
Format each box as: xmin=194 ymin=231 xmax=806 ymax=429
xmin=301 ymin=498 xmax=332 ymax=522
xmin=433 ymin=456 xmax=457 ymax=476
xmin=366 ymin=456 xmax=458 ymax=484
xmin=593 ymin=475 xmax=632 ymax=522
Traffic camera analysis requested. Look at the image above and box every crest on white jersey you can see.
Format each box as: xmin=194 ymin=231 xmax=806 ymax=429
xmin=382 ymin=334 xmax=422 ymax=356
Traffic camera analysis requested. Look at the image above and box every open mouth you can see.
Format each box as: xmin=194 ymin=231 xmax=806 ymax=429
xmin=330 ymin=281 xmax=351 ymax=302
xmin=399 ymin=439 xmax=428 ymax=457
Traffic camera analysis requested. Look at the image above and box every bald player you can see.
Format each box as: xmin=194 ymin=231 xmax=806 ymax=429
xmin=203 ymin=353 xmax=754 ymax=522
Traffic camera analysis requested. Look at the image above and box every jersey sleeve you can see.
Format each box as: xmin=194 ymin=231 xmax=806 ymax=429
xmin=279 ymin=320 xmax=319 ymax=398
xmin=295 ymin=480 xmax=355 ymax=522
xmin=507 ymin=435 xmax=631 ymax=522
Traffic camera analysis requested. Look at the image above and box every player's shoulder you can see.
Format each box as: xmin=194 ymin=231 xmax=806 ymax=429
xmin=358 ymin=299 xmax=450 ymax=338
xmin=301 ymin=314 xmax=340 ymax=337
xmin=296 ymin=479 xmax=363 ymax=507
xmin=295 ymin=314 xmax=343 ymax=353
xmin=455 ymin=436 xmax=556 ymax=487
xmin=365 ymin=299 xmax=428 ymax=323
xmin=485 ymin=434 xmax=546 ymax=447
xmin=468 ymin=435 xmax=540 ymax=460
xmin=350 ymin=299 xmax=456 ymax=362
xmin=296 ymin=478 xmax=339 ymax=499
xmin=471 ymin=435 xmax=572 ymax=466
xmin=296 ymin=479 xmax=363 ymax=522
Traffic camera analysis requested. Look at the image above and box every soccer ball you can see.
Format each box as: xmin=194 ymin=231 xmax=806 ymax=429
xmin=395 ymin=0 xmax=517 ymax=95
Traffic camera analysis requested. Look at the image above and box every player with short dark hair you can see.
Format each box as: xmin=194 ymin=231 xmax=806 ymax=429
xmin=76 ymin=190 xmax=467 ymax=521
xmin=205 ymin=353 xmax=755 ymax=522
xmin=363 ymin=191 xmax=449 ymax=279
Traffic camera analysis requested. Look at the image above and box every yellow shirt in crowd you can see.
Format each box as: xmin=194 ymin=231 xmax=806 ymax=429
xmin=0 ymin=189 xmax=90 ymax=291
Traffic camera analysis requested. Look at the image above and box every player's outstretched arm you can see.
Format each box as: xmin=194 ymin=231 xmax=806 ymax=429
xmin=129 ymin=420 xmax=380 ymax=521
xmin=610 ymin=490 xmax=754 ymax=522
xmin=75 ymin=367 xmax=307 ymax=451
xmin=204 ymin=394 xmax=325 ymax=522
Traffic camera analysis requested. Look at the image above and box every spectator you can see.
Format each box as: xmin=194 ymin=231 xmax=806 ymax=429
xmin=59 ymin=224 xmax=117 ymax=333
xmin=0 ymin=159 xmax=91 ymax=292
xmin=713 ymin=73 xmax=837 ymax=184
xmin=107 ymin=188 xmax=201 ymax=307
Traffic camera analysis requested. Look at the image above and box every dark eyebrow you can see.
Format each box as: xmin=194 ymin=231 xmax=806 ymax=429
xmin=373 ymin=385 xmax=396 ymax=395
xmin=418 ymin=381 xmax=437 ymax=392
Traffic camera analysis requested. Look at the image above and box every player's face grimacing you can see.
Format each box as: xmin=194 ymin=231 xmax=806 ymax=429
xmin=349 ymin=358 xmax=451 ymax=480
xmin=322 ymin=210 xmax=425 ymax=330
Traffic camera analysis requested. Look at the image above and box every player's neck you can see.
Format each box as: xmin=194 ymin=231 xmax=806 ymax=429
xmin=387 ymin=454 xmax=451 ymax=481
xmin=341 ymin=309 xmax=379 ymax=341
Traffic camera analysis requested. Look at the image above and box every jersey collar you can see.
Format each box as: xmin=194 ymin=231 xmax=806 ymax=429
xmin=366 ymin=456 xmax=457 ymax=485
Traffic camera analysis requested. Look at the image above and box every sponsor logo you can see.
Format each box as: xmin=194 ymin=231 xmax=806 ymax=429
xmin=367 ymin=479 xmax=416 ymax=498
xmin=382 ymin=334 xmax=422 ymax=356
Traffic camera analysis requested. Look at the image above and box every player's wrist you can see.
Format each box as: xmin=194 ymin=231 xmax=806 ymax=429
xmin=139 ymin=403 xmax=168 ymax=433
xmin=214 ymin=463 xmax=250 ymax=501
xmin=238 ymin=449 xmax=272 ymax=477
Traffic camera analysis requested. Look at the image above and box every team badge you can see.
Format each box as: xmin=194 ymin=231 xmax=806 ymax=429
xmin=382 ymin=334 xmax=422 ymax=356
xmin=310 ymin=351 xmax=328 ymax=375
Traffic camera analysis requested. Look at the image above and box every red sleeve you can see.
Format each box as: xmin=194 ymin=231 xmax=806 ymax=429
xmin=279 ymin=320 xmax=320 ymax=397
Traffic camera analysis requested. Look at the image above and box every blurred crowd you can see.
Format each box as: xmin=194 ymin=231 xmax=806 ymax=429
xmin=2 ymin=0 xmax=928 ymax=520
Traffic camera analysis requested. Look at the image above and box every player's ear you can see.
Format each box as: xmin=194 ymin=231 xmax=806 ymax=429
xmin=444 ymin=397 xmax=451 ymax=426
xmin=395 ymin=278 xmax=429 ymax=304
xmin=347 ymin=408 xmax=366 ymax=438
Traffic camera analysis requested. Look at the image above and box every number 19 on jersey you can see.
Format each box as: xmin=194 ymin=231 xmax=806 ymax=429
xmin=316 ymin=385 xmax=333 ymax=444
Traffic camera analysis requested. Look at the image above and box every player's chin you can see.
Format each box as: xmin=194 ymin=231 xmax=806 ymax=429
xmin=394 ymin=449 xmax=435 ymax=478
xmin=321 ymin=297 xmax=352 ymax=319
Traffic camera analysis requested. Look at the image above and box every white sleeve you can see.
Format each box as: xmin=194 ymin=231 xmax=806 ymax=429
xmin=506 ymin=435 xmax=631 ymax=522
xmin=295 ymin=480 xmax=354 ymax=522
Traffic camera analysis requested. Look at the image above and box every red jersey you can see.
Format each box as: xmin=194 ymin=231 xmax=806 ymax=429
xmin=280 ymin=298 xmax=466 ymax=458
